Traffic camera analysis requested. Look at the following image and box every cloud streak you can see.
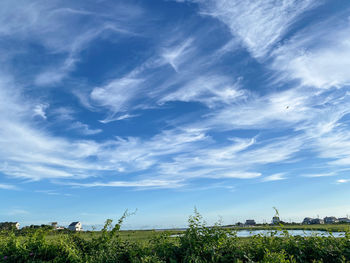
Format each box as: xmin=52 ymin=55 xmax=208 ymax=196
xmin=0 ymin=183 xmax=18 ymax=190
xmin=195 ymin=0 xmax=318 ymax=58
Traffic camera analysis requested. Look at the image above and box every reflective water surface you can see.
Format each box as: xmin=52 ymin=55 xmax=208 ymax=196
xmin=234 ymin=229 xmax=345 ymax=237
xmin=170 ymin=230 xmax=346 ymax=238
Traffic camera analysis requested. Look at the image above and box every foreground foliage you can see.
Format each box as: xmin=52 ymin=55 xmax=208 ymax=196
xmin=1 ymin=211 xmax=350 ymax=262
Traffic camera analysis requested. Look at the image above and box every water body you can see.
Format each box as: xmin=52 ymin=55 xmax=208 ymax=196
xmin=171 ymin=230 xmax=346 ymax=238
xmin=234 ymin=230 xmax=345 ymax=237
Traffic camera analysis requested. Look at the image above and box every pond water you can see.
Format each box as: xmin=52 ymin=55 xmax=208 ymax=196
xmin=234 ymin=229 xmax=345 ymax=237
xmin=170 ymin=230 xmax=346 ymax=238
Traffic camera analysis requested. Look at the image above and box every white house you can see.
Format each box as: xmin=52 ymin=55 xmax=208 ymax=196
xmin=68 ymin=222 xmax=82 ymax=231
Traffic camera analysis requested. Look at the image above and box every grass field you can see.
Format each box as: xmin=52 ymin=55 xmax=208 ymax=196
xmin=69 ymin=229 xmax=184 ymax=243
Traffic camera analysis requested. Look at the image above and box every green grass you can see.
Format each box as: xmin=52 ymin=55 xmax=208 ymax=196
xmin=71 ymin=230 xmax=184 ymax=243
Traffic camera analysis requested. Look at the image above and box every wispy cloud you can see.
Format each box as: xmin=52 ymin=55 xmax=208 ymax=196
xmin=103 ymin=114 xmax=139 ymax=123
xmin=302 ymin=172 xmax=335 ymax=178
xmin=0 ymin=183 xmax=18 ymax=190
xmin=336 ymin=179 xmax=350 ymax=184
xmin=0 ymin=73 xmax=315 ymax=185
xmin=6 ymin=209 xmax=29 ymax=216
xmin=262 ymin=173 xmax=287 ymax=182
xmin=33 ymin=103 xmax=49 ymax=119
xmin=52 ymin=107 xmax=76 ymax=121
xmin=69 ymin=122 xmax=102 ymax=135
xmin=90 ymin=78 xmax=144 ymax=122
xmin=188 ymin=87 xmax=316 ymax=130
xmin=35 ymin=189 xmax=72 ymax=196
xmin=161 ymin=38 xmax=195 ymax=72
xmin=70 ymin=179 xmax=184 ymax=189
xmin=0 ymin=0 xmax=143 ymax=86
xmin=194 ymin=0 xmax=318 ymax=58
xmin=160 ymin=75 xmax=244 ymax=107
xmin=272 ymin=15 xmax=350 ymax=89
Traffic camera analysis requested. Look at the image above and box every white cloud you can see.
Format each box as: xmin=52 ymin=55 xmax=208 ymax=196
xmin=155 ymin=135 xmax=302 ymax=181
xmin=272 ymin=15 xmax=350 ymax=89
xmin=99 ymin=114 xmax=139 ymax=124
xmin=33 ymin=103 xmax=49 ymax=119
xmin=69 ymin=179 xmax=184 ymax=189
xmin=0 ymin=0 xmax=142 ymax=86
xmin=210 ymin=171 xmax=261 ymax=179
xmin=0 ymin=79 xmax=214 ymax=183
xmin=90 ymin=78 xmax=143 ymax=119
xmin=165 ymin=0 xmax=350 ymax=178
xmin=195 ymin=0 xmax=317 ymax=58
xmin=302 ymin=172 xmax=335 ymax=178
xmin=35 ymin=189 xmax=72 ymax=196
xmin=313 ymin=129 xmax=350 ymax=166
xmin=7 ymin=209 xmax=29 ymax=215
xmin=194 ymin=87 xmax=316 ymax=130
xmin=69 ymin=122 xmax=102 ymax=135
xmin=160 ymin=75 xmax=244 ymax=107
xmin=161 ymin=38 xmax=194 ymax=72
xmin=336 ymin=179 xmax=350 ymax=184
xmin=262 ymin=173 xmax=286 ymax=182
xmin=0 ymin=183 xmax=18 ymax=190
xmin=52 ymin=107 xmax=75 ymax=121
xmin=35 ymin=66 xmax=71 ymax=87
xmin=0 ymin=80 xmax=102 ymax=180
xmin=1 ymin=163 xmax=74 ymax=181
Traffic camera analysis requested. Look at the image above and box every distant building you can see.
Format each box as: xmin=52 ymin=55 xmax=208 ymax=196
xmin=245 ymin=219 xmax=256 ymax=226
xmin=68 ymin=222 xmax=82 ymax=231
xmin=338 ymin=218 xmax=350 ymax=223
xmin=50 ymin=222 xmax=66 ymax=230
xmin=310 ymin=218 xmax=324 ymax=225
xmin=0 ymin=222 xmax=20 ymax=230
xmin=272 ymin=216 xmax=280 ymax=224
xmin=324 ymin=217 xmax=339 ymax=224
xmin=302 ymin=217 xmax=313 ymax=225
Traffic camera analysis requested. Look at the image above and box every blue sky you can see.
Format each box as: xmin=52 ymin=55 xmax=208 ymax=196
xmin=1 ymin=0 xmax=350 ymax=229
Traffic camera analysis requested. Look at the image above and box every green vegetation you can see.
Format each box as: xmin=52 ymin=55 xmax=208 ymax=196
xmin=1 ymin=211 xmax=350 ymax=262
